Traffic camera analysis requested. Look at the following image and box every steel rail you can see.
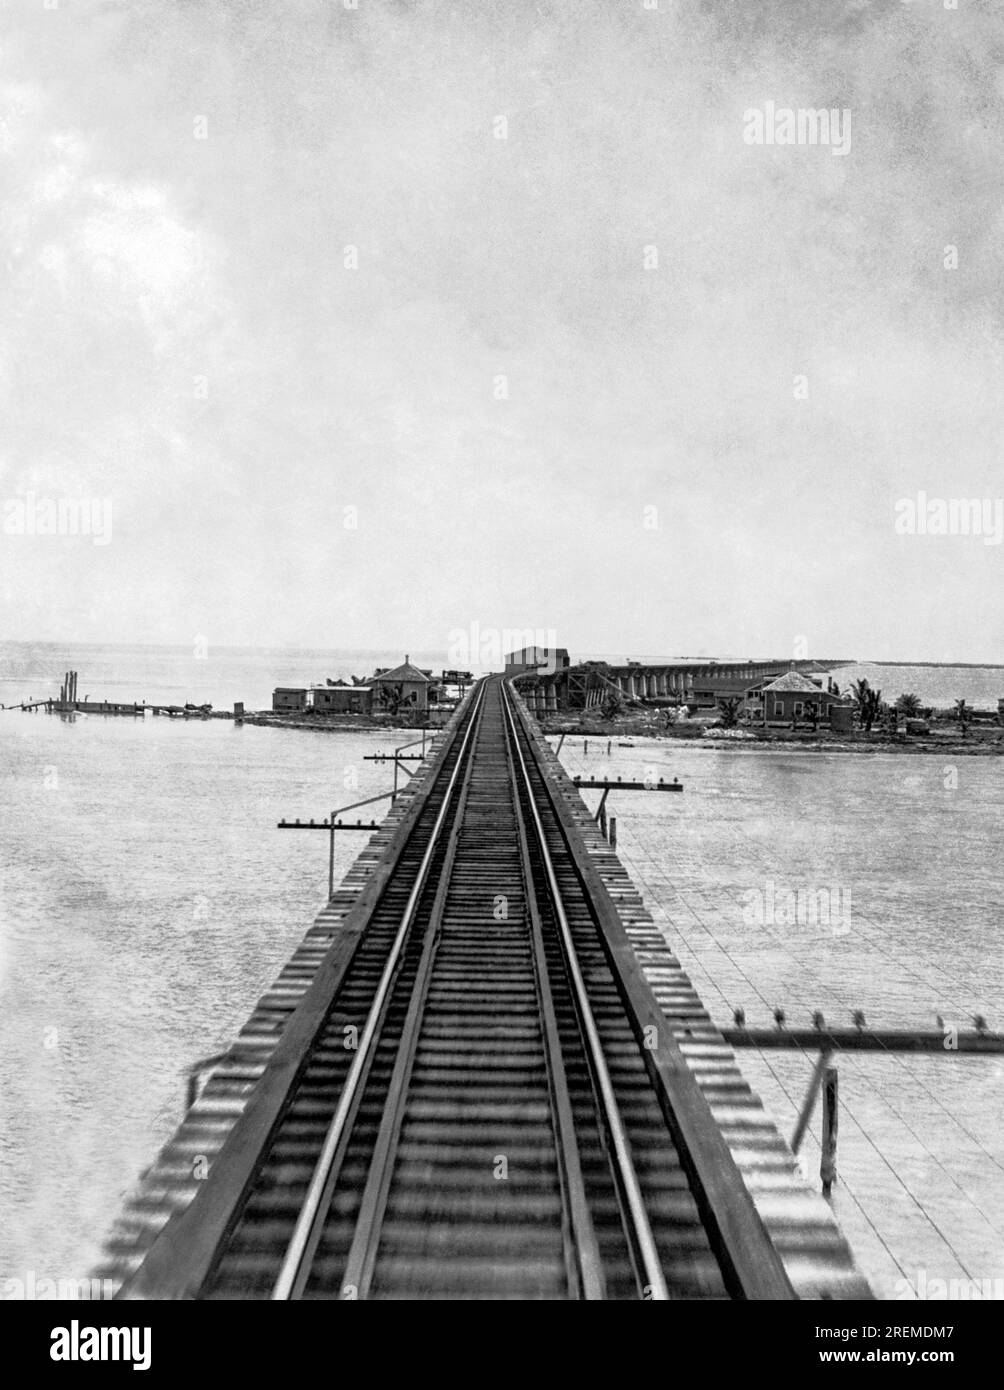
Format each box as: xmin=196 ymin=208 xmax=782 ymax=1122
xmin=118 ymin=681 xmax=483 ymax=1301
xmin=505 ymin=681 xmax=797 ymax=1300
xmin=500 ymin=689 xmax=606 ymax=1299
xmin=271 ymin=678 xmax=489 ymax=1299
xmin=333 ymin=686 xmax=489 ymax=1300
xmin=500 ymin=680 xmax=671 ymax=1301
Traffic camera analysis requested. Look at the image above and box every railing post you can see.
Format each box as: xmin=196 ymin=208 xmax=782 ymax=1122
xmin=609 ymin=816 xmax=617 ymax=850
xmin=821 ymin=1066 xmax=838 ymax=1195
xmin=329 ymin=812 xmax=335 ymax=899
xmin=790 ymin=1046 xmax=832 ymax=1155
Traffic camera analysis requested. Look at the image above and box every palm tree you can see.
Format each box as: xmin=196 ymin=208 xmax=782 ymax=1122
xmin=377 ymin=682 xmax=406 ymax=717
xmin=716 ymin=696 xmax=743 ymax=729
xmin=851 ymin=678 xmax=882 ymax=733
xmin=896 ymin=693 xmax=921 ymax=716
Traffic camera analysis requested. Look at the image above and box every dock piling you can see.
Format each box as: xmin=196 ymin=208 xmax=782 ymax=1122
xmin=821 ymin=1067 xmax=839 ymax=1195
xmin=790 ymin=1047 xmax=833 ymax=1156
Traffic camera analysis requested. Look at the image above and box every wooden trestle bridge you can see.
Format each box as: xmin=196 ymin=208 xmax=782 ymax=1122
xmin=102 ymin=677 xmax=870 ymax=1300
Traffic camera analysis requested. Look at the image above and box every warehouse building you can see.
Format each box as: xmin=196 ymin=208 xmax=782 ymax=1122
xmin=504 ymin=647 xmax=570 ymax=677
xmin=311 ymin=684 xmax=373 ymax=715
xmin=271 ymin=687 xmax=307 ymax=712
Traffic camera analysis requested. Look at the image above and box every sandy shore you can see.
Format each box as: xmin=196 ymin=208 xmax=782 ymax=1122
xmin=538 ymin=714 xmax=1004 ymax=756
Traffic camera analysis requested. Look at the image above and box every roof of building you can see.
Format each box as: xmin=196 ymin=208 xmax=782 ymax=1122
xmin=760 ymin=672 xmax=829 ymax=694
xmin=504 ymin=647 xmax=569 ymax=661
xmin=694 ymin=674 xmax=783 ymax=694
xmin=274 ymin=686 xmax=307 ymax=693
xmin=370 ymin=658 xmax=430 ymax=684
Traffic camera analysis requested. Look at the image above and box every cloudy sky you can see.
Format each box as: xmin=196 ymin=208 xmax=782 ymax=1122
xmin=1 ymin=0 xmax=1002 ymax=661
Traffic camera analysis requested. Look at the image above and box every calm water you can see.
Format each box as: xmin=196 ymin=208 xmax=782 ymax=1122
xmin=819 ymin=662 xmax=1004 ymax=710
xmin=560 ymin=739 xmax=1004 ymax=1025
xmin=0 ymin=642 xmax=454 ymax=712
xmin=559 ymin=737 xmax=1004 ymax=1298
xmin=1 ymin=645 xmax=1001 ymax=1293
xmin=0 ymin=697 xmax=405 ymax=1285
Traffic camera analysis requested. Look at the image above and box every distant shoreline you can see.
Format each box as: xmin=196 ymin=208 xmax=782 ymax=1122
xmin=842 ymin=660 xmax=1004 ymax=671
xmin=2 ymin=639 xmax=1003 ymax=670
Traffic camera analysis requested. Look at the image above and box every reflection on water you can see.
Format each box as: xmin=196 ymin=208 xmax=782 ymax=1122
xmin=0 ymin=713 xmax=398 ymax=1282
xmin=572 ymin=741 xmax=1004 ymax=1025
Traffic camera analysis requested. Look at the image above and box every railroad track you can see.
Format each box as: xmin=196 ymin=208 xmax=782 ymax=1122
xmin=122 ymin=676 xmax=794 ymax=1300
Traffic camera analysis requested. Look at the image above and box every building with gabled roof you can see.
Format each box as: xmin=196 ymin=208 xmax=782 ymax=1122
xmin=761 ymin=672 xmax=826 ymax=694
xmin=749 ymin=671 xmax=851 ymax=725
xmin=369 ymin=656 xmax=430 ymax=714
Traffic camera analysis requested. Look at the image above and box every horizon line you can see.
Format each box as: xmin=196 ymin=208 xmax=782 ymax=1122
xmin=1 ymin=638 xmax=1004 ymax=670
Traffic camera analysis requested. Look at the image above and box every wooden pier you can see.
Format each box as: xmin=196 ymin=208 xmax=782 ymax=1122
xmin=8 ymin=670 xmax=218 ymax=718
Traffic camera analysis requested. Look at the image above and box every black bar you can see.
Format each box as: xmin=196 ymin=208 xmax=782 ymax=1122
xmin=363 ymin=754 xmax=425 ymax=762
xmin=723 ymin=1027 xmax=1003 ymax=1053
xmin=572 ymin=777 xmax=683 ymax=791
xmin=277 ymin=820 xmax=382 ymax=831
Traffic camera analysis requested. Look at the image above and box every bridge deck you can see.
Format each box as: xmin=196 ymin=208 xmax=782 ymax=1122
xmin=99 ymin=679 xmax=870 ymax=1300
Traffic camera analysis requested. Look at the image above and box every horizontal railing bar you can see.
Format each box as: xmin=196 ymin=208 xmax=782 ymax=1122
xmin=724 ymin=1028 xmax=1003 ymax=1052
xmin=572 ymin=777 xmax=682 ymax=791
